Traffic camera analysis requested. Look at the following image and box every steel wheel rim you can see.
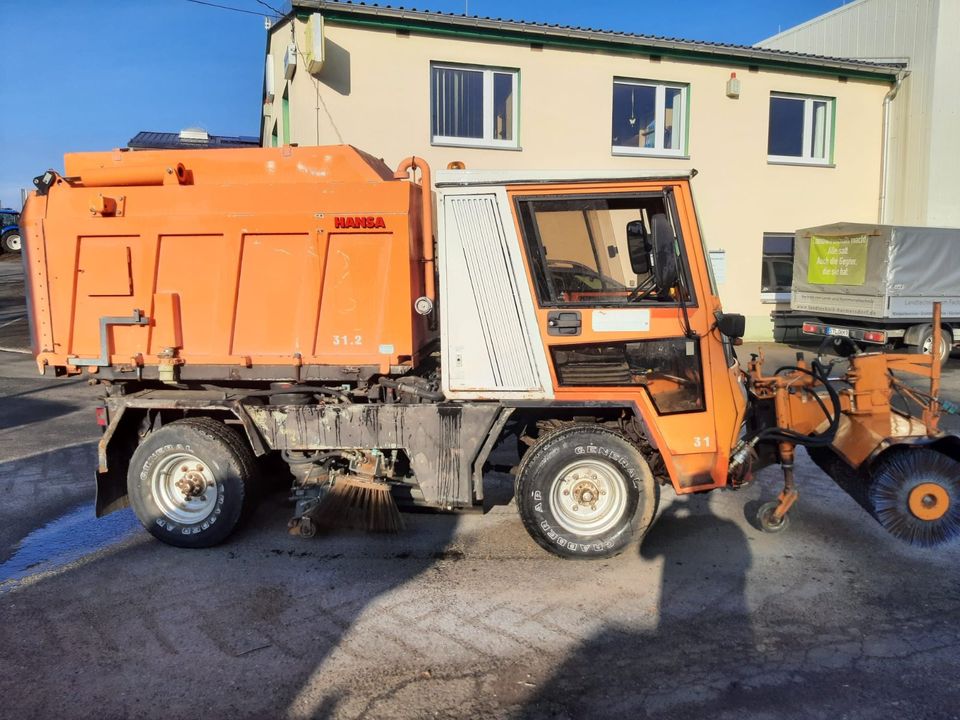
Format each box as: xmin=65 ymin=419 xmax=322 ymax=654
xmin=550 ymin=459 xmax=628 ymax=536
xmin=151 ymin=452 xmax=219 ymax=524
xmin=6 ymin=234 xmax=20 ymax=251
xmin=921 ymin=333 xmax=948 ymax=361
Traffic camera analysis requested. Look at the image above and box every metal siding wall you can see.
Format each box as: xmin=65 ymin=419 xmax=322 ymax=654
xmin=926 ymin=0 xmax=960 ymax=226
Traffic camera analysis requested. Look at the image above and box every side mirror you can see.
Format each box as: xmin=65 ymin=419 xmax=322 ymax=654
xmin=626 ymin=220 xmax=650 ymax=275
xmin=650 ymin=213 xmax=678 ymax=291
xmin=716 ymin=312 xmax=746 ymax=339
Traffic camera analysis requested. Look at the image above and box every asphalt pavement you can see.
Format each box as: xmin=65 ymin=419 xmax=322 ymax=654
xmin=0 ymin=254 xmax=29 ymax=353
xmin=2 ymin=252 xmax=960 ymax=719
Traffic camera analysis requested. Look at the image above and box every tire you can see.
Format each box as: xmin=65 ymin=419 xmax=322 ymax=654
xmin=756 ymin=501 xmax=790 ymax=533
xmin=516 ymin=425 xmax=659 ymax=559
xmin=909 ymin=325 xmax=950 ymax=368
xmin=127 ymin=417 xmax=257 ymax=548
xmin=0 ymin=229 xmax=21 ymax=253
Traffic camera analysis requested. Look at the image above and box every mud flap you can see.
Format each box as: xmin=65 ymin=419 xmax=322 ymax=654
xmin=94 ymin=468 xmax=130 ymax=518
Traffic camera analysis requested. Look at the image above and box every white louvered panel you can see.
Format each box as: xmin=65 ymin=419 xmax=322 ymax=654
xmin=447 ymin=194 xmax=540 ymax=392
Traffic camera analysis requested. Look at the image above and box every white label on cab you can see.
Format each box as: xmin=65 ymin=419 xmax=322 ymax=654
xmin=591 ymin=309 xmax=651 ymax=333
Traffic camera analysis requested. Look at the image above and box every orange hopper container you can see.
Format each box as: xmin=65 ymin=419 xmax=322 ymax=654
xmin=20 ymin=145 xmax=433 ymax=382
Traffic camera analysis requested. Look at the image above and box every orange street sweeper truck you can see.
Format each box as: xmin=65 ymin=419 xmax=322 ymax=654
xmin=17 ymin=144 xmax=960 ymax=557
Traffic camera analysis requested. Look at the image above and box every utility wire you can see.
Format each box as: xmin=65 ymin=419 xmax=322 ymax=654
xmin=184 ymin=0 xmax=272 ymax=17
xmin=253 ymin=0 xmax=285 ymax=17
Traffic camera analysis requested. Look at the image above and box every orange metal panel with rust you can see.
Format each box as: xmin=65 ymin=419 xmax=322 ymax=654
xmin=505 ymin=179 xmax=747 ymax=494
xmin=21 ymin=145 xmax=432 ymax=375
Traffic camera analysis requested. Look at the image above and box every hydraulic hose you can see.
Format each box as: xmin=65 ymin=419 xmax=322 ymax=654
xmin=751 ymin=359 xmax=842 ymax=448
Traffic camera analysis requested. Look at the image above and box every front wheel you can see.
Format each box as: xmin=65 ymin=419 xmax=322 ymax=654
xmin=516 ymin=426 xmax=659 ymax=559
xmin=127 ymin=417 xmax=257 ymax=548
xmin=756 ymin=501 xmax=790 ymax=533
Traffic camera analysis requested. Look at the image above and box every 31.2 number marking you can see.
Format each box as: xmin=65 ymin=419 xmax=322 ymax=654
xmin=332 ymin=335 xmax=363 ymax=346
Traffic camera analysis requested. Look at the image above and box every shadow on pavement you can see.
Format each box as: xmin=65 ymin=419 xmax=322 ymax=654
xmin=520 ymin=495 xmax=757 ymax=719
xmin=0 ymin=459 xmax=460 ymax=719
xmin=0 ymin=395 xmax=85 ymax=431
xmin=0 ymin=442 xmax=97 ymax=562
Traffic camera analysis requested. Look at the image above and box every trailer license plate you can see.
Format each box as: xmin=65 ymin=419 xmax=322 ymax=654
xmin=827 ymin=327 xmax=850 ymax=337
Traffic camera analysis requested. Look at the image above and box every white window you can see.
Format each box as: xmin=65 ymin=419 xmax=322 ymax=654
xmin=760 ymin=233 xmax=795 ymax=303
xmin=768 ymin=93 xmax=833 ymax=165
xmin=431 ymin=64 xmax=518 ymax=149
xmin=612 ymin=79 xmax=687 ymax=157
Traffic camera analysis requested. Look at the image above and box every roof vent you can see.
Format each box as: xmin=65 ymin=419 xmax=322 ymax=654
xmin=179 ymin=128 xmax=210 ymax=142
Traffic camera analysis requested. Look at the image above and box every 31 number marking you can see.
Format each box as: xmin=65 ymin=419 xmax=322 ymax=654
xmin=693 ymin=436 xmax=711 ymax=448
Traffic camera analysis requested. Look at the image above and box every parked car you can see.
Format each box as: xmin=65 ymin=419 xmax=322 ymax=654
xmin=0 ymin=208 xmax=21 ymax=253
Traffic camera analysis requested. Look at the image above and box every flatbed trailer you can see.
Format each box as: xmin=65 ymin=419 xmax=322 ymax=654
xmin=775 ymin=222 xmax=960 ymax=365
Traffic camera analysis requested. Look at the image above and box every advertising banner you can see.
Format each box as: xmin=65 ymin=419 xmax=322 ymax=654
xmin=807 ymin=235 xmax=869 ymax=285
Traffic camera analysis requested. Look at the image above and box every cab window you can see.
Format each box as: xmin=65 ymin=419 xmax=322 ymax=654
xmin=516 ymin=193 xmax=691 ymax=307
xmin=552 ymin=337 xmax=705 ymax=414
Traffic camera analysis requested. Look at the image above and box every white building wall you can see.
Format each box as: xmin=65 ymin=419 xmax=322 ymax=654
xmin=263 ymin=14 xmax=893 ymax=340
xmin=759 ymin=0 xmax=960 ymax=227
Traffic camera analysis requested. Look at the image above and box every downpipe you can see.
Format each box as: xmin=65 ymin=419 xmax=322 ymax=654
xmin=878 ymin=70 xmax=906 ymax=224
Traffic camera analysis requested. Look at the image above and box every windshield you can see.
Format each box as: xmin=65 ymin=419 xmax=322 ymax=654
xmin=516 ymin=193 xmax=692 ymax=307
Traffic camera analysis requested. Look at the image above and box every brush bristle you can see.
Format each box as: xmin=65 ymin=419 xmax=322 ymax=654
xmin=308 ymin=477 xmax=405 ymax=533
xmin=867 ymin=449 xmax=960 ymax=547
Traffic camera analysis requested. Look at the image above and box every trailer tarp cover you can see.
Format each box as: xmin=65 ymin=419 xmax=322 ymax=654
xmin=791 ymin=222 xmax=960 ymax=319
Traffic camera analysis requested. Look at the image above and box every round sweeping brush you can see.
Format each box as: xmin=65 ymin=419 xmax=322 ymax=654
xmin=307 ymin=476 xmax=405 ymax=534
xmin=867 ymin=448 xmax=960 ymax=547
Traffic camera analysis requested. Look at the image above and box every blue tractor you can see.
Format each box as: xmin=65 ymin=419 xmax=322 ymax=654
xmin=0 ymin=208 xmax=21 ymax=253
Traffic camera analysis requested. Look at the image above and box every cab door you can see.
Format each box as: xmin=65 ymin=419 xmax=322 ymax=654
xmin=509 ymin=181 xmax=728 ymax=492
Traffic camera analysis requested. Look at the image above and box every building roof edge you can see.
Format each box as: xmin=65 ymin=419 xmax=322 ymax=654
xmin=283 ymin=0 xmax=902 ymax=81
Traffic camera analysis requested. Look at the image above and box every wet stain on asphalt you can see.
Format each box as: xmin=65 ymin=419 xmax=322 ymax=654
xmin=0 ymin=503 xmax=140 ymax=587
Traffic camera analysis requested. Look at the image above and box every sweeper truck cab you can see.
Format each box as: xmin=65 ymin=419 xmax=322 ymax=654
xmin=18 ymin=145 xmax=960 ymax=557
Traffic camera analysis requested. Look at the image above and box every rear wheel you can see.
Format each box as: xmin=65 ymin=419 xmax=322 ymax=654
xmin=0 ymin=229 xmax=21 ymax=253
xmin=516 ymin=426 xmax=659 ymax=559
xmin=909 ymin=325 xmax=951 ymax=368
xmin=127 ymin=417 xmax=257 ymax=548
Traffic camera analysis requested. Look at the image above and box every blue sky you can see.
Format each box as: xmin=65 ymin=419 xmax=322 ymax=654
xmin=0 ymin=0 xmax=849 ymax=208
